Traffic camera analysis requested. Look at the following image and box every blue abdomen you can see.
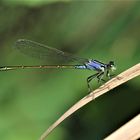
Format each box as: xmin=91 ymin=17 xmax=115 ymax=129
xmin=75 ymin=65 xmax=87 ymax=69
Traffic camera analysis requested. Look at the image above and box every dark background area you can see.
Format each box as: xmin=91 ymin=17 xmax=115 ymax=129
xmin=0 ymin=1 xmax=139 ymax=140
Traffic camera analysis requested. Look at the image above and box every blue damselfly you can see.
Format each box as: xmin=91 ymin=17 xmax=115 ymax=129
xmin=0 ymin=39 xmax=116 ymax=92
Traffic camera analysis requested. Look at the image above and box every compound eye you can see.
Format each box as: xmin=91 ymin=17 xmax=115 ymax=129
xmin=109 ymin=61 xmax=114 ymax=66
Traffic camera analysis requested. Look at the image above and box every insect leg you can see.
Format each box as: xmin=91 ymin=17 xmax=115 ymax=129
xmin=106 ymin=70 xmax=115 ymax=79
xmin=87 ymin=73 xmax=99 ymax=92
xmin=97 ymin=71 xmax=105 ymax=83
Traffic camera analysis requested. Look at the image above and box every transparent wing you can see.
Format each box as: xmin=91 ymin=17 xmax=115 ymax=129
xmin=14 ymin=39 xmax=88 ymax=64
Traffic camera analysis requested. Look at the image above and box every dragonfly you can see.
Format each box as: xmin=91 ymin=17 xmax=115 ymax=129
xmin=0 ymin=39 xmax=116 ymax=92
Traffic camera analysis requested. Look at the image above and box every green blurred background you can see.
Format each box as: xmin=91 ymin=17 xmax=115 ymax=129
xmin=0 ymin=1 xmax=140 ymax=140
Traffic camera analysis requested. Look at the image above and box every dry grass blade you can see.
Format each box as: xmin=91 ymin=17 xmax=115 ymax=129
xmin=104 ymin=114 xmax=140 ymax=140
xmin=39 ymin=63 xmax=140 ymax=140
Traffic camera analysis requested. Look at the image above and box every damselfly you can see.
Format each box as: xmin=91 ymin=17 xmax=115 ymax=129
xmin=0 ymin=39 xmax=116 ymax=92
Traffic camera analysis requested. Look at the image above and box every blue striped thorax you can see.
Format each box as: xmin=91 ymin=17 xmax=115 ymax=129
xmin=75 ymin=60 xmax=106 ymax=71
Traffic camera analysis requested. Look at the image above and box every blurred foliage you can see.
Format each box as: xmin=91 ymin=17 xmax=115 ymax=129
xmin=0 ymin=1 xmax=140 ymax=140
xmin=2 ymin=0 xmax=70 ymax=6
